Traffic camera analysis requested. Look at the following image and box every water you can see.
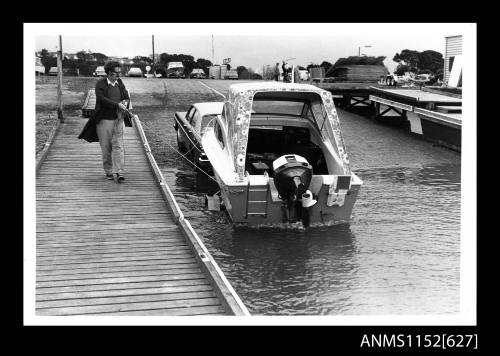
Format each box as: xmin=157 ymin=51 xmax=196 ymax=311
xmin=157 ymin=105 xmax=461 ymax=316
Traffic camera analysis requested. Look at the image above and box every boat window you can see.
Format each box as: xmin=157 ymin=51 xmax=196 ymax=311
xmin=251 ymin=100 xmax=305 ymax=116
xmin=201 ymin=114 xmax=218 ymax=133
xmin=188 ymin=109 xmax=198 ymax=125
xmin=308 ymin=100 xmax=328 ymax=136
xmin=186 ymin=107 xmax=195 ymax=122
xmin=310 ymin=100 xmax=327 ymax=121
xmin=214 ymin=121 xmax=225 ymax=149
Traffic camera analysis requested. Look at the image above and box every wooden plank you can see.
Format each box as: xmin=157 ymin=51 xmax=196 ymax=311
xmin=36 ymin=252 xmax=196 ymax=267
xmin=36 ymin=284 xmax=215 ymax=301
xmin=37 ymin=291 xmax=217 ymax=309
xmin=36 ymin=263 xmax=201 ymax=278
xmin=36 ymin=230 xmax=180 ymax=239
xmin=37 ymin=239 xmax=186 ymax=250
xmin=36 ymin=278 xmax=210 ymax=295
xmin=36 ymin=249 xmax=194 ymax=264
xmin=36 ymin=222 xmax=179 ymax=233
xmin=36 ymin=217 xmax=173 ymax=225
xmin=36 ymin=242 xmax=188 ymax=252
xmin=37 ymin=304 xmax=225 ymax=316
xmin=36 ymin=232 xmax=181 ymax=241
xmin=36 ymin=267 xmax=202 ymax=281
xmin=36 ymin=215 xmax=171 ymax=224
xmin=36 ymin=297 xmax=222 ymax=316
xmin=36 ymin=245 xmax=192 ymax=257
xmin=36 ymin=259 xmax=199 ymax=271
xmin=36 ymin=272 xmax=208 ymax=288
xmin=35 ymin=211 xmax=170 ymax=219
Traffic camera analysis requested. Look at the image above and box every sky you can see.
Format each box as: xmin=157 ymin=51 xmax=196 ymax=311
xmin=30 ymin=23 xmax=474 ymax=74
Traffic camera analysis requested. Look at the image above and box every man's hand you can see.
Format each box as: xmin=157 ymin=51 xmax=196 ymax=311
xmin=117 ymin=102 xmax=127 ymax=111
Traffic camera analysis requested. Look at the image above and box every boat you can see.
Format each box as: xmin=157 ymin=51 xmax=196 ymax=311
xmin=201 ymin=82 xmax=363 ymax=227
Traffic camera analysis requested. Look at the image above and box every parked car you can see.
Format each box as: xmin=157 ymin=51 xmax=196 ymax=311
xmin=94 ymin=66 xmax=106 ymax=77
xmin=174 ymin=102 xmax=224 ymax=172
xmin=167 ymin=70 xmax=185 ymax=78
xmin=127 ymin=67 xmax=144 ymax=77
xmin=48 ymin=67 xmax=58 ymax=76
xmin=189 ymin=68 xmax=207 ymax=79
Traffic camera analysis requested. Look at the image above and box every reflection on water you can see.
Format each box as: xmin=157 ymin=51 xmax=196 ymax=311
xmin=161 ymin=162 xmax=461 ymax=315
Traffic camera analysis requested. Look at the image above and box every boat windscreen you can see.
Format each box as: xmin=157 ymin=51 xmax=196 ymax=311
xmin=201 ymin=114 xmax=218 ymax=132
xmin=251 ymin=100 xmax=305 ymax=116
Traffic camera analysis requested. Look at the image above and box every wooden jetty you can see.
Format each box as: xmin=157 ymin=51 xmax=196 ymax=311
xmin=368 ymin=87 xmax=462 ymax=151
xmin=370 ymin=87 xmax=462 ymax=111
xmin=313 ymin=82 xmax=463 ymax=151
xmin=36 ymin=106 xmax=250 ymax=316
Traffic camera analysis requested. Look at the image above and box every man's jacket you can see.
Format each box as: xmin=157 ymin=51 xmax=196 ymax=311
xmin=78 ymin=77 xmax=131 ymax=143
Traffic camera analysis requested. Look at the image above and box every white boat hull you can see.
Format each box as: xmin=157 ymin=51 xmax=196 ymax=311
xmin=215 ymin=173 xmax=362 ymax=227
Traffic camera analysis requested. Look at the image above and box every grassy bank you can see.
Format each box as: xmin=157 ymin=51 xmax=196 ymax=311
xmin=35 ymin=76 xmax=98 ymax=154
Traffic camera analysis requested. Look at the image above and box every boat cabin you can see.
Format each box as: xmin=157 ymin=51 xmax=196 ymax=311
xmin=203 ymin=82 xmax=361 ymax=226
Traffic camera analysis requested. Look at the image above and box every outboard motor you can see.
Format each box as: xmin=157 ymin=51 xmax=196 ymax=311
xmin=273 ymin=154 xmax=313 ymax=226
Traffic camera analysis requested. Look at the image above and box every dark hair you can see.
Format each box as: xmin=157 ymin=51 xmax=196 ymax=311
xmin=104 ymin=60 xmax=122 ymax=74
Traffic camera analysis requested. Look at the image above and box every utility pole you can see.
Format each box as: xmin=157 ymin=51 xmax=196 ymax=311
xmin=211 ymin=35 xmax=214 ymax=65
xmin=152 ymin=35 xmax=156 ymax=77
xmin=57 ymin=35 xmax=64 ymax=122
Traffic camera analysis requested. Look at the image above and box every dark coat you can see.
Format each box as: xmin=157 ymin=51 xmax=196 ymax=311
xmin=78 ymin=77 xmax=131 ymax=143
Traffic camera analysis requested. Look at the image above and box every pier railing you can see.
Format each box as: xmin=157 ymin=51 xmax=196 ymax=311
xmin=133 ymin=115 xmax=250 ymax=316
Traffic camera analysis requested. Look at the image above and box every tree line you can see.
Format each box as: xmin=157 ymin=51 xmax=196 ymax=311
xmin=392 ymin=49 xmax=444 ymax=78
xmin=38 ymin=49 xmax=265 ymax=78
xmin=38 ymin=47 xmax=444 ymax=80
xmin=38 ymin=49 xmax=216 ymax=77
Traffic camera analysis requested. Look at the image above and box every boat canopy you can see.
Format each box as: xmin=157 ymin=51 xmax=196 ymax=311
xmin=223 ymin=82 xmax=351 ymax=181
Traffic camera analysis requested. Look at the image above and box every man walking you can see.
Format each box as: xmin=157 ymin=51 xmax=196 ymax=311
xmin=94 ymin=61 xmax=130 ymax=182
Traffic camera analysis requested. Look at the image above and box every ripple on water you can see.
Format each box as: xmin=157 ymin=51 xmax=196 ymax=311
xmin=159 ymin=157 xmax=461 ymax=315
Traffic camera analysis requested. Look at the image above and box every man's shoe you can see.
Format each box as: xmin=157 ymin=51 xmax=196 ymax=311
xmin=116 ymin=173 xmax=125 ymax=183
xmin=106 ymin=174 xmax=114 ymax=180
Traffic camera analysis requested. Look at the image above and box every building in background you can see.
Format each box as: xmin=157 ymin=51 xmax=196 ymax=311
xmin=444 ymin=35 xmax=462 ymax=85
